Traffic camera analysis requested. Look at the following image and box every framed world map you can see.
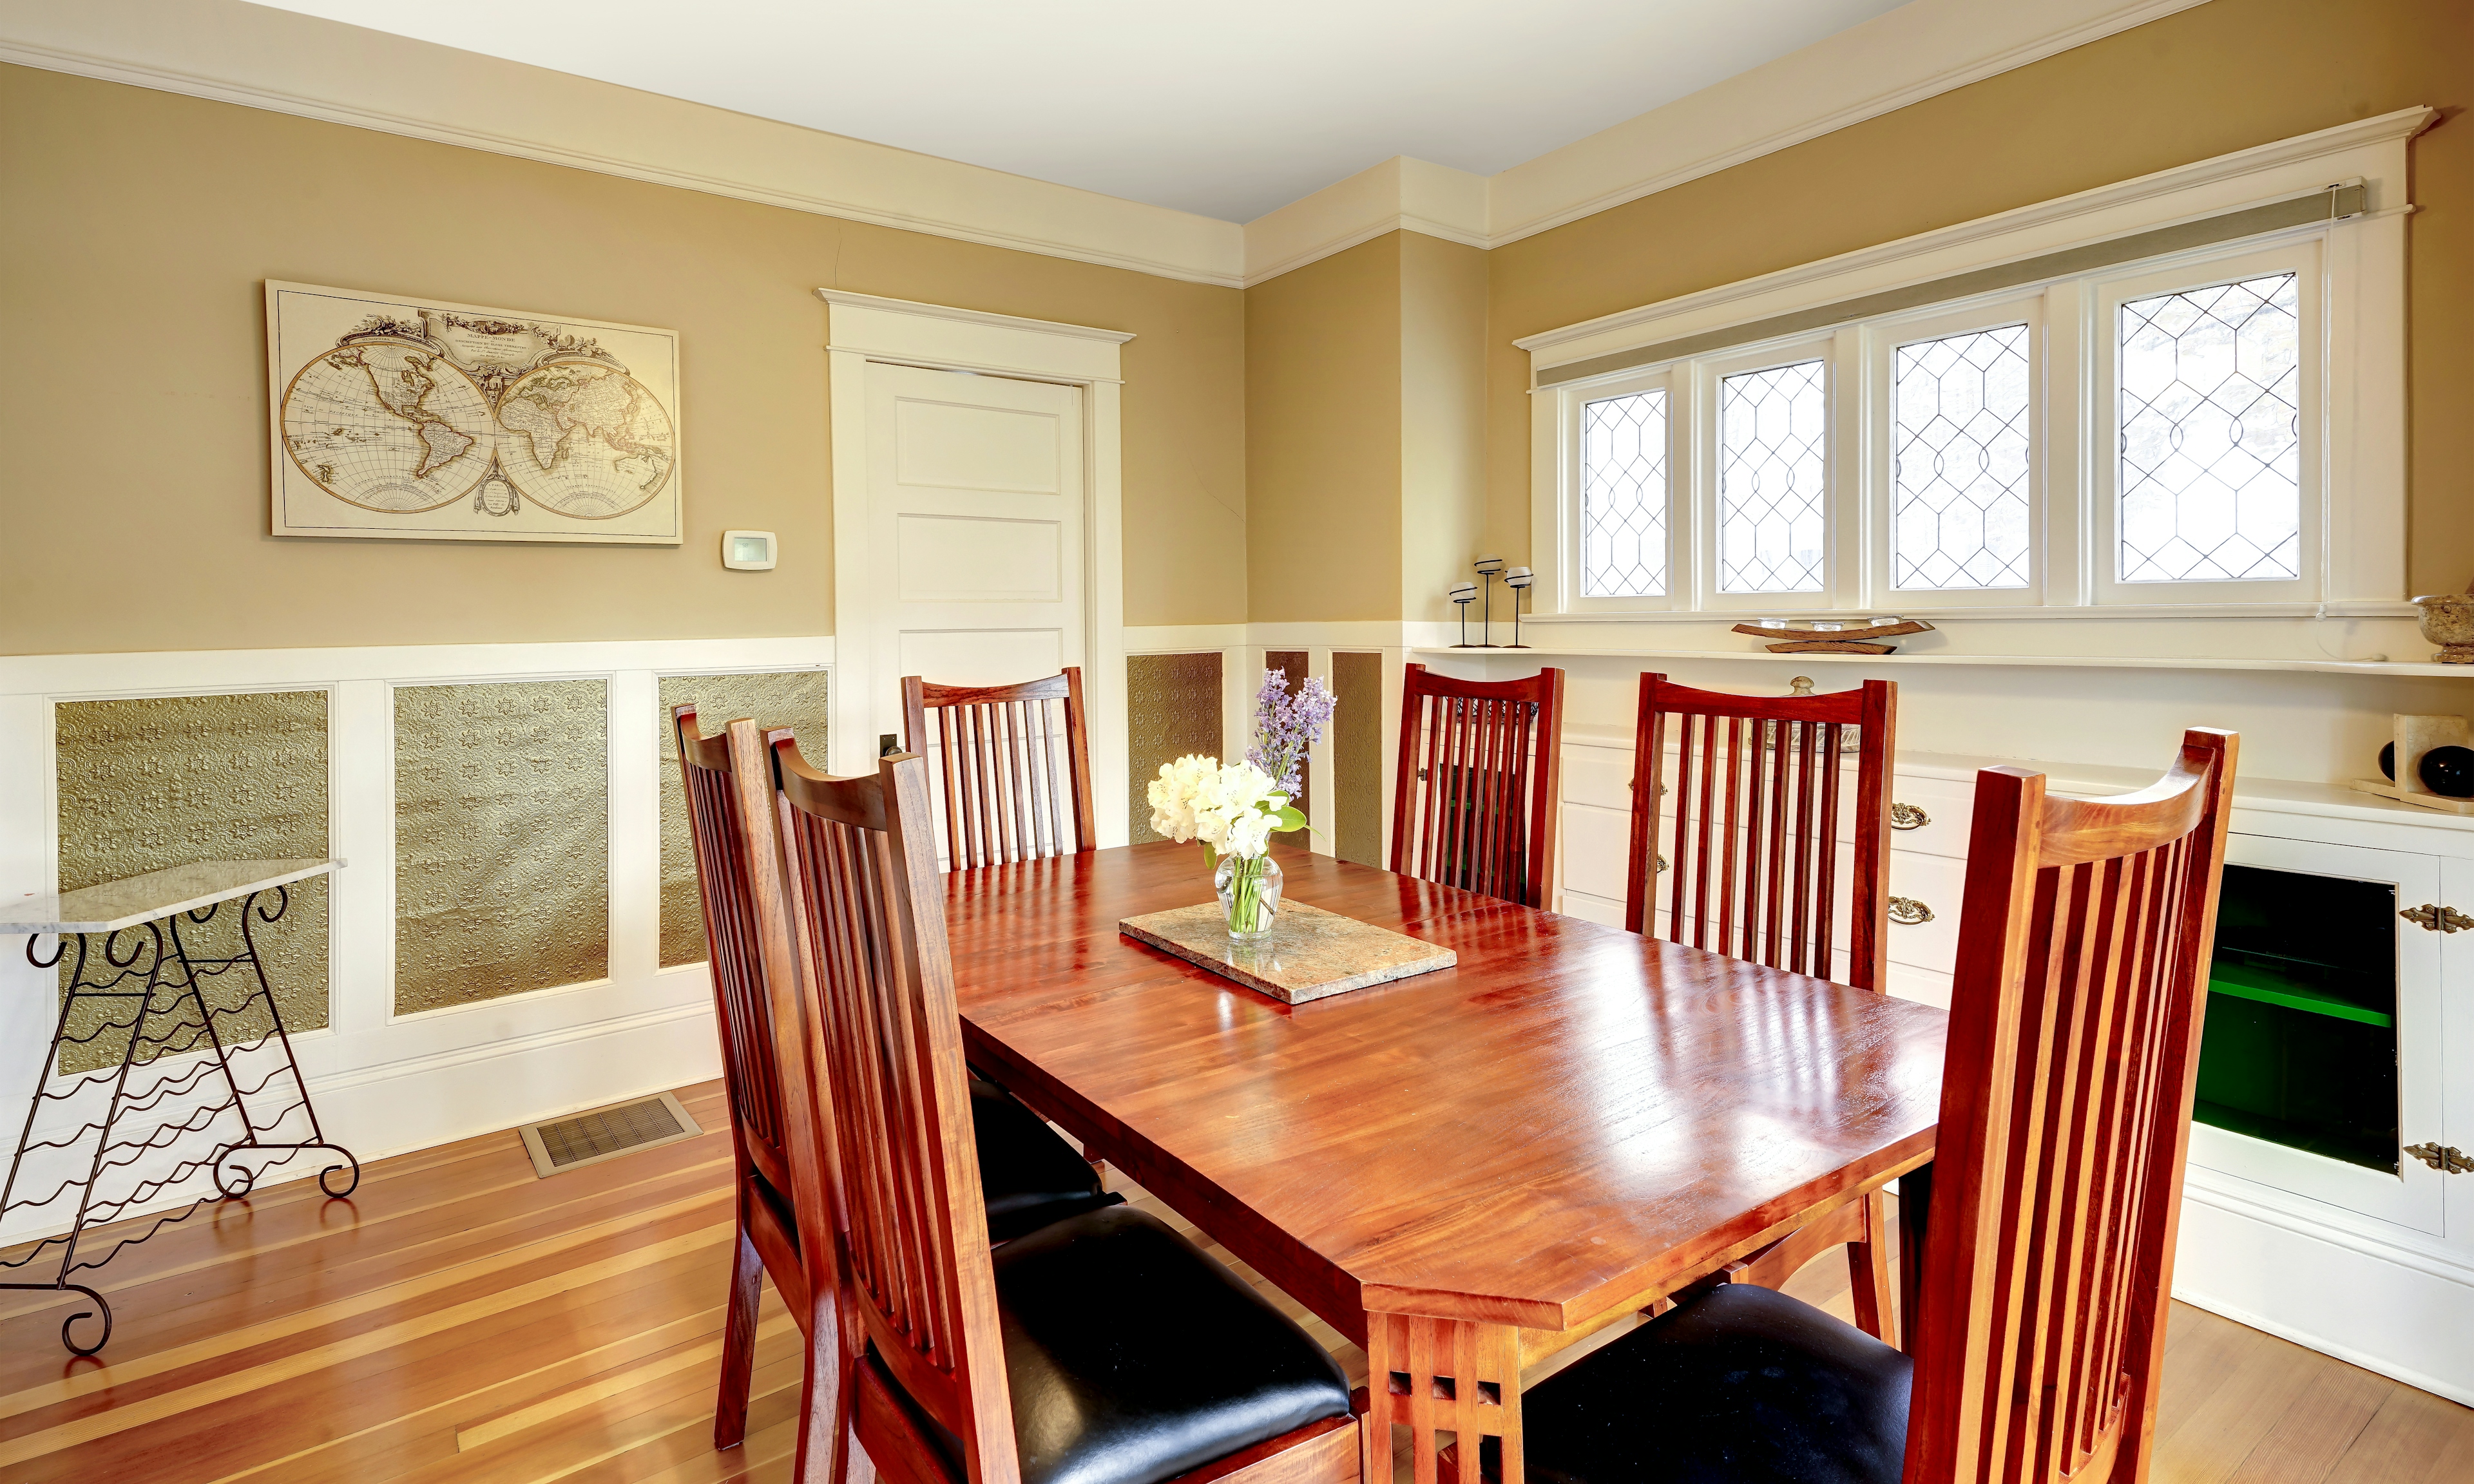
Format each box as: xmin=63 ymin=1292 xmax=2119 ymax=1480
xmin=266 ymin=281 xmax=682 ymax=544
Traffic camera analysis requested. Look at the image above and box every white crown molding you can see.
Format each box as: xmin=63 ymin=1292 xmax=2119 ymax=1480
xmin=1243 ymin=157 xmax=1490 ymax=286
xmin=1483 ymin=0 xmax=2216 ymax=249
xmin=1515 ymin=104 xmax=2436 ymax=368
xmin=816 ymin=289 xmax=1136 ymax=344
xmin=0 ymin=0 xmax=2249 ymax=294
xmin=1238 ymin=0 xmax=2219 ymax=283
xmin=0 ymin=0 xmax=1247 ymax=288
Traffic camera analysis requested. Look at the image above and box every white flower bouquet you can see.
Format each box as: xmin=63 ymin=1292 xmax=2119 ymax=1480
xmin=1146 ymin=671 xmax=1335 ymax=941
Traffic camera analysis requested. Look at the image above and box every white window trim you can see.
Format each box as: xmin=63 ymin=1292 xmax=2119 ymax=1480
xmin=1562 ymin=369 xmax=1682 ymax=613
xmin=2091 ymin=242 xmax=2322 ymax=607
xmin=1868 ymin=295 xmax=2047 ymax=610
xmin=1523 ymin=107 xmax=2426 ymax=624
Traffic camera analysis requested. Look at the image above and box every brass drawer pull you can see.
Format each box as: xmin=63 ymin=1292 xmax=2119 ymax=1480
xmin=1890 ymin=802 xmax=1929 ymax=830
xmin=1888 ymin=897 xmax=1933 ymax=926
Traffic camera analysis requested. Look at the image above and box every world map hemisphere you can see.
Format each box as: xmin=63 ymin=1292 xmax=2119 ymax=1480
xmin=281 ymin=340 xmax=676 ymax=518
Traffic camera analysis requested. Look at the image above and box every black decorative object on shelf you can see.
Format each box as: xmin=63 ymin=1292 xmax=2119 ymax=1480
xmin=2419 ymin=745 xmax=2474 ymax=798
xmin=2380 ymin=742 xmax=2397 ymax=781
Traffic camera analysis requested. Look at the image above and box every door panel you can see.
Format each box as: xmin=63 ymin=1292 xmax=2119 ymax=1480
xmin=865 ymin=365 xmax=1084 ymax=766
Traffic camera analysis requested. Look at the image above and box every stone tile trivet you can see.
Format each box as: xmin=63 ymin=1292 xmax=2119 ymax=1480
xmin=1118 ymin=900 xmax=1455 ymax=1005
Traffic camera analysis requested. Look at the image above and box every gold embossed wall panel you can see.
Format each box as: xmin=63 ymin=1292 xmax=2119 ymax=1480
xmin=395 ymin=680 xmax=608 ymax=1013
xmin=655 ymin=671 xmax=830 ymax=967
xmin=55 ymin=692 xmax=330 ymax=1074
xmin=1127 ymin=653 xmax=1222 ymax=844
xmin=1331 ymin=652 xmax=1385 ymax=868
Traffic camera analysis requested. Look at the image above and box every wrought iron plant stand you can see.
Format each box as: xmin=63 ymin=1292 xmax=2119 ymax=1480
xmin=0 ymin=860 xmax=359 ymax=1355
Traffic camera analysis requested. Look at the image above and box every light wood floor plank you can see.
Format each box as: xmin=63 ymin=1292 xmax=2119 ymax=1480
xmin=0 ymin=1081 xmax=2464 ymax=1484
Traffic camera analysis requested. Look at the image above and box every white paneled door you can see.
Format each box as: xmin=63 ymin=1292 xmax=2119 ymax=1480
xmin=861 ymin=363 xmax=1086 ymax=756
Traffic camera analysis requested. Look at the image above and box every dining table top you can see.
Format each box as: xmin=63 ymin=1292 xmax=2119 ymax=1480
xmin=943 ymin=842 xmax=1948 ymax=1342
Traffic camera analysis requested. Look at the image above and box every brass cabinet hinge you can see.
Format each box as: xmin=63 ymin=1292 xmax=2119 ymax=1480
xmin=1890 ymin=802 xmax=1930 ymax=830
xmin=1888 ymin=897 xmax=1934 ymax=926
xmin=2400 ymin=904 xmax=2474 ymax=933
xmin=2404 ymin=1142 xmax=2474 ymax=1174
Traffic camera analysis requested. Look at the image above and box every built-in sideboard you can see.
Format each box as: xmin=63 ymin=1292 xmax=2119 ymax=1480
xmin=1556 ymin=723 xmax=2474 ymax=1406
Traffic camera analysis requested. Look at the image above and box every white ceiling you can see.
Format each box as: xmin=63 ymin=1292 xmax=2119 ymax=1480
xmin=245 ymin=0 xmax=1910 ymax=224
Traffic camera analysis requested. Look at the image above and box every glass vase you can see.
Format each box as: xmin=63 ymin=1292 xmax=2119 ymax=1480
xmin=1214 ymin=851 xmax=1283 ymax=944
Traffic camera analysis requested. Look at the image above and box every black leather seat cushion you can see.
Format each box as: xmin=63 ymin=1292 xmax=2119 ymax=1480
xmin=991 ymin=1206 xmax=1353 ymax=1484
xmin=971 ymin=1077 xmax=1123 ymax=1242
xmin=1483 ymin=1282 xmax=1912 ymax=1484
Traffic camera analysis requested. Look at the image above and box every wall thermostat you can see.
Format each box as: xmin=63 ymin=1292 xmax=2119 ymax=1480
xmin=722 ymin=531 xmax=777 ymax=571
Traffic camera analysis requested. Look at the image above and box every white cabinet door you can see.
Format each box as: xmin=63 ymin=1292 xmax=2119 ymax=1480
xmin=2184 ymin=832 xmax=2445 ymax=1235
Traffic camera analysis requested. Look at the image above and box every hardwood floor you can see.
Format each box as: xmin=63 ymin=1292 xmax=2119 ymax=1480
xmin=0 ymin=1080 xmax=2466 ymax=1483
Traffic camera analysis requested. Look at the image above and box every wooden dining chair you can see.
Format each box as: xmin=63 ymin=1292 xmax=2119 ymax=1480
xmin=1625 ymin=672 xmax=1900 ymax=1339
xmin=902 ymin=668 xmax=1095 ymax=868
xmin=1388 ymin=664 xmax=1565 ymax=908
xmin=766 ymin=738 xmax=1361 ymax=1484
xmin=671 ymin=709 xmax=1121 ymax=1463
xmin=1476 ymin=728 xmax=2238 ymax=1484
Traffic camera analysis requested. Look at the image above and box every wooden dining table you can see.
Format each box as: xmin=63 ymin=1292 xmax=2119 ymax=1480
xmin=944 ymin=842 xmax=1948 ymax=1484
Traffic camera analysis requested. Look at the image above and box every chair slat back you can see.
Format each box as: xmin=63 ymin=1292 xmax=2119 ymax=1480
xmin=1388 ymin=665 xmax=1565 ymax=908
xmin=1905 ymin=729 xmax=2238 ymax=1484
xmin=769 ymin=738 xmax=1018 ymax=1484
xmin=903 ymin=669 xmax=1095 ymax=869
xmin=672 ymin=707 xmax=797 ymax=1187
xmin=1624 ymin=675 xmax=1896 ymax=990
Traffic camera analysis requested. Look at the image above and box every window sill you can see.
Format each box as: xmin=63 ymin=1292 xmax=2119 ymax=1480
xmin=1529 ymin=600 xmax=2419 ymax=623
xmin=1410 ymin=645 xmax=2466 ymax=680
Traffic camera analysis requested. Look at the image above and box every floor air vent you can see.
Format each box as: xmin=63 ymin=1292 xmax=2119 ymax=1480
xmin=518 ymin=1092 xmax=704 ymax=1178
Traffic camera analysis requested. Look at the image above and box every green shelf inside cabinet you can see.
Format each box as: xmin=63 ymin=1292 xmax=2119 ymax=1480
xmin=2207 ymin=960 xmax=2393 ymax=1028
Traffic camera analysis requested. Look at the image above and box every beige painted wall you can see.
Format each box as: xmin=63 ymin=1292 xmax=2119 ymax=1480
xmin=1484 ymin=0 xmax=2473 ymax=590
xmin=1398 ymin=233 xmax=1489 ymax=625
xmin=1245 ymin=234 xmax=1403 ymax=622
xmin=0 ymin=64 xmax=1246 ymax=656
xmin=1245 ymin=230 xmax=1490 ymax=623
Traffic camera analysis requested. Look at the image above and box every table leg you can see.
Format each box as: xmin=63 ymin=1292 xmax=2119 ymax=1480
xmin=1362 ymin=1309 xmax=1523 ymax=1484
xmin=1898 ymin=1159 xmax=1933 ymax=1355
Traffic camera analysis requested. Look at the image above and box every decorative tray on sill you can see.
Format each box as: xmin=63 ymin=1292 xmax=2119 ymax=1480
xmin=1732 ymin=618 xmax=1935 ymax=654
xmin=1118 ymin=901 xmax=1455 ymax=1005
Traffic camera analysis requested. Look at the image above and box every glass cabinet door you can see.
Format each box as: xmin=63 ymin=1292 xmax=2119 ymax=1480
xmin=2186 ymin=834 xmax=2446 ymax=1234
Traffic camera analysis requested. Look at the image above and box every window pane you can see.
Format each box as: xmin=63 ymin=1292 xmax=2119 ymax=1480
xmin=1893 ymin=324 xmax=2031 ymax=589
xmin=1580 ymin=389 xmax=1667 ymax=596
xmin=2118 ymin=272 xmax=2301 ymax=583
xmin=1718 ymin=360 xmax=1827 ymax=593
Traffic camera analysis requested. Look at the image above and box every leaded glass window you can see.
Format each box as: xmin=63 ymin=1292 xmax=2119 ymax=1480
xmin=2118 ymin=272 xmax=2301 ymax=583
xmin=1893 ymin=325 xmax=2031 ymax=589
xmin=1580 ymin=389 xmax=1667 ymax=596
xmin=1718 ymin=360 xmax=1827 ymax=593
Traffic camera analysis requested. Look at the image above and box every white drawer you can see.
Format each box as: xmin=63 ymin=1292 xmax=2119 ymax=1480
xmin=1882 ymin=771 xmax=1978 ymax=860
xmin=1560 ymin=799 xmax=1635 ymax=902
xmin=1883 ymin=850 xmax=1964 ymax=973
xmin=1557 ymin=886 xmax=1627 ymax=928
xmin=1884 ymin=960 xmax=1953 ymax=1009
xmin=1565 ymin=737 xmax=1978 ymax=863
xmin=1561 ymin=743 xmax=1636 ymax=811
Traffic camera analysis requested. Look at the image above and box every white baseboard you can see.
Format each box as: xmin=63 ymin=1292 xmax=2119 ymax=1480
xmin=2174 ymin=1173 xmax=2474 ymax=1405
xmin=0 ymin=998 xmax=723 ymax=1249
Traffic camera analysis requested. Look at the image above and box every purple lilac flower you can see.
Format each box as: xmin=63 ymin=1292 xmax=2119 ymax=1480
xmin=1247 ymin=669 xmax=1337 ymax=795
